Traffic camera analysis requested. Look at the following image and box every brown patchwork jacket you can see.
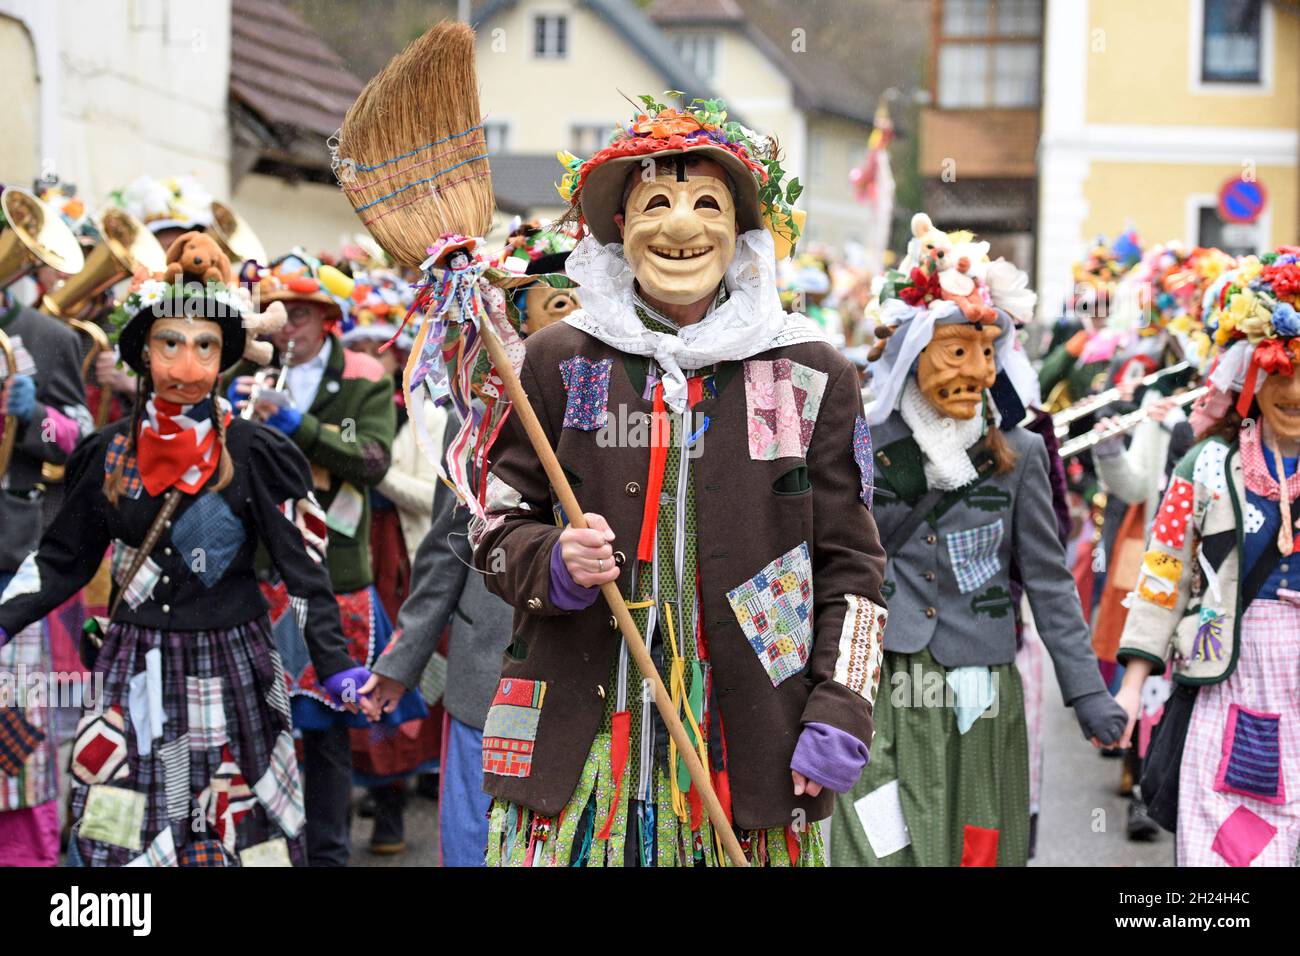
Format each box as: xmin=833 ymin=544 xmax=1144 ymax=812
xmin=473 ymin=321 xmax=888 ymax=828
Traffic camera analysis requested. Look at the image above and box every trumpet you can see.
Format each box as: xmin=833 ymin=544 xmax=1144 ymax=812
xmin=1058 ymin=386 xmax=1208 ymax=459
xmin=1053 ymin=360 xmax=1191 ymax=437
xmin=241 ymin=339 xmax=295 ymax=420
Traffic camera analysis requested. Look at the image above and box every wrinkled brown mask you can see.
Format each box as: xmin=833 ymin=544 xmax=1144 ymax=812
xmin=916 ymin=322 xmax=1001 ymax=419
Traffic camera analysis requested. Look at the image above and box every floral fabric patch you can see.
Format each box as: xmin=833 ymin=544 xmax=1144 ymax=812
xmin=743 ymin=359 xmax=828 ymax=460
xmin=482 ymin=678 xmax=547 ymax=778
xmin=833 ymin=594 xmax=887 ymax=705
xmin=853 ymin=416 xmax=873 ymax=508
xmin=559 ymin=356 xmax=613 ymax=430
xmin=946 ymin=519 xmax=1004 ymax=594
xmin=726 ymin=542 xmax=815 ymax=687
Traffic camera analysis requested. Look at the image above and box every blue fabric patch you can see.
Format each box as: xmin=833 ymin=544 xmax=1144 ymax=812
xmin=559 ymin=356 xmax=613 ymax=430
xmin=272 ymin=606 xmax=311 ymax=681
xmin=170 ymin=492 xmax=245 ymax=587
xmin=1223 ymin=707 xmax=1282 ymax=800
xmin=947 ymin=519 xmax=1005 ymax=594
xmin=853 ymin=416 xmax=873 ymax=509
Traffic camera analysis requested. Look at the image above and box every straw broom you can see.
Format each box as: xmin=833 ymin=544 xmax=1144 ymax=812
xmin=337 ymin=21 xmax=748 ymax=867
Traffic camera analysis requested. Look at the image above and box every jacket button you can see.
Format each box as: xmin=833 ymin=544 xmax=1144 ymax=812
xmin=625 ymin=481 xmax=640 ymax=496
xmin=925 ymin=534 xmax=936 ymax=545
xmin=924 ymin=607 xmax=936 ymax=619
xmin=613 ymin=550 xmax=626 ymax=566
xmin=609 ymin=615 xmax=618 ymax=629
xmin=162 ymin=575 xmax=170 ymax=584
xmin=527 ymin=597 xmax=543 ymax=610
xmin=163 ymin=547 xmax=172 ymax=556
xmin=162 ymin=604 xmax=171 ymax=614
xmin=923 ymin=571 xmax=935 ymax=582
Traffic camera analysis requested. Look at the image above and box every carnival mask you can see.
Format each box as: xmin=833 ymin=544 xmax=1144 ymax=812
xmin=1256 ymin=368 xmax=1300 ymax=450
xmin=525 ymin=285 xmax=580 ymax=333
xmin=916 ymin=322 xmax=1000 ymax=420
xmin=618 ymin=163 xmax=737 ymax=306
xmin=1189 ymin=386 xmax=1232 ymax=439
xmin=144 ymin=317 xmax=223 ymax=405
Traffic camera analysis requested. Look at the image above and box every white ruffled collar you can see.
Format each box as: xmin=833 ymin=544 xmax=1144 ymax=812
xmin=899 ymin=379 xmax=985 ymax=491
xmin=563 ymin=230 xmax=825 ymax=412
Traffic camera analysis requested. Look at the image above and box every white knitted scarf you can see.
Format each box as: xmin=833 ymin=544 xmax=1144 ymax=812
xmin=899 ymin=379 xmax=984 ymax=491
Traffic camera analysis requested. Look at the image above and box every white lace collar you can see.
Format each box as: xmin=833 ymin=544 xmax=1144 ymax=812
xmin=899 ymin=379 xmax=985 ymax=491
xmin=563 ymin=229 xmax=825 ymax=412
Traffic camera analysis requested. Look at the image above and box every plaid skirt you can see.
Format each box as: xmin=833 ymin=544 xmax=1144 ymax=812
xmin=69 ymin=618 xmax=305 ymax=867
xmin=1177 ymin=599 xmax=1300 ymax=867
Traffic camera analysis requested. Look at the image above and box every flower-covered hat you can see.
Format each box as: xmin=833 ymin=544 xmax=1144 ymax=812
xmin=108 ymin=175 xmax=214 ymax=234
xmin=556 ymin=93 xmax=804 ymax=255
xmin=494 ymin=218 xmax=578 ymax=276
xmin=34 ymin=179 xmax=98 ymax=244
xmin=256 ymin=251 xmax=353 ymax=326
xmin=112 ymin=277 xmax=249 ymax=375
xmin=1203 ymin=248 xmax=1300 ymax=417
xmin=339 ymin=267 xmax=417 ymax=347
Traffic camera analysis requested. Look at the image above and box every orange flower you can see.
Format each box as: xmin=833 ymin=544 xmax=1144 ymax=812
xmin=632 ymin=108 xmax=704 ymax=139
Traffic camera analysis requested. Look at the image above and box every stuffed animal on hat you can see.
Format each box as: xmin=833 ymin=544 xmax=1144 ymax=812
xmin=163 ymin=231 xmax=232 ymax=285
xmin=237 ymin=293 xmax=288 ymax=366
xmin=909 ymin=213 xmax=997 ymax=324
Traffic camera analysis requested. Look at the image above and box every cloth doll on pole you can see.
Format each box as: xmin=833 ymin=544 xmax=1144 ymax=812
xmin=831 ymin=217 xmax=1127 ymax=866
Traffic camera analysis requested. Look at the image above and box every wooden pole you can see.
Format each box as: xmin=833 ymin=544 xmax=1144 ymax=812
xmin=476 ymin=324 xmax=749 ymax=867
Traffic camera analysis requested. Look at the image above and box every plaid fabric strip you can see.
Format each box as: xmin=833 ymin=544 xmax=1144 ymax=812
xmin=946 ymin=519 xmax=1005 ymax=595
xmin=252 ymin=731 xmax=305 ymax=837
xmin=0 ymin=708 xmax=44 ymax=776
xmin=726 ymin=542 xmax=815 ymax=687
xmin=185 ymin=676 xmax=228 ymax=750
xmin=111 ymin=540 xmax=163 ymax=610
xmin=124 ymin=826 xmax=177 ymax=867
xmin=103 ymin=433 xmax=143 ymax=499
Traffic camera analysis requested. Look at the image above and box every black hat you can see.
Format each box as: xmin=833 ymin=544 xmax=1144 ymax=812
xmin=115 ymin=276 xmax=248 ymax=376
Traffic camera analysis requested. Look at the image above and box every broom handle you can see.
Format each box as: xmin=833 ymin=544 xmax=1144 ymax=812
xmin=477 ymin=325 xmax=749 ymax=868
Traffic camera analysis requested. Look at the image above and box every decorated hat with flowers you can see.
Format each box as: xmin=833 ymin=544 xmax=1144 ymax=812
xmin=339 ymin=267 xmax=417 ymax=347
xmin=111 ymin=275 xmax=249 ymax=375
xmin=108 ymin=175 xmax=215 ymax=234
xmin=34 ymin=178 xmax=98 ymax=244
xmin=494 ymin=217 xmax=578 ymax=276
xmin=555 ymin=93 xmax=804 ymax=256
xmin=256 ymin=250 xmax=355 ymax=326
xmin=1201 ymin=248 xmax=1300 ymax=418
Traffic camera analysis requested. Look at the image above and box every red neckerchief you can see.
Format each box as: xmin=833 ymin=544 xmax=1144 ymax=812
xmin=636 ymin=376 xmax=706 ymax=562
xmin=136 ymin=396 xmax=230 ymax=496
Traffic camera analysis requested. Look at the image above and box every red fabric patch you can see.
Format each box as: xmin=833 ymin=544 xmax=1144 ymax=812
xmin=960 ymin=825 xmax=999 ymax=867
xmin=1153 ymin=477 xmax=1194 ymax=549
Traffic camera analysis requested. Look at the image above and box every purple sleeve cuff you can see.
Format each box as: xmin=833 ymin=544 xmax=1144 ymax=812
xmin=43 ymin=406 xmax=81 ymax=456
xmin=790 ymin=721 xmax=869 ymax=793
xmin=548 ymin=540 xmax=600 ymax=611
xmin=322 ymin=665 xmax=372 ymax=707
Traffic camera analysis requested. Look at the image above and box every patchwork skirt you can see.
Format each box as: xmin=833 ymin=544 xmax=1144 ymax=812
xmin=1176 ymin=599 xmax=1300 ymax=867
xmin=830 ymin=646 xmax=1029 ymax=866
xmin=68 ymin=618 xmax=305 ymax=867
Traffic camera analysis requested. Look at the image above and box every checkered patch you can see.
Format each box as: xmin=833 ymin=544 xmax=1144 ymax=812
xmin=946 ymin=519 xmax=1005 ymax=594
xmin=124 ymin=826 xmax=177 ymax=867
xmin=178 ymin=839 xmax=230 ymax=867
xmin=726 ymin=542 xmax=815 ymax=687
xmin=482 ymin=678 xmax=547 ymax=778
xmin=0 ymin=708 xmax=44 ymax=776
xmin=170 ymin=492 xmax=246 ymax=587
xmin=104 ymin=433 xmax=143 ymax=500
xmin=111 ymin=540 xmax=162 ymax=610
xmin=252 ymin=731 xmax=305 ymax=837
xmin=743 ymin=359 xmax=828 ymax=460
xmin=71 ymin=706 xmax=129 ymax=785
xmin=185 ymin=676 xmax=227 ymax=750
xmin=558 ymin=356 xmax=613 ymax=430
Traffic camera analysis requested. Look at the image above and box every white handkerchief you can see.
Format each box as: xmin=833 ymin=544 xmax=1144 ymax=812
xmin=945 ymin=666 xmax=998 ymax=734
xmin=128 ymin=648 xmax=166 ymax=756
xmin=853 ymin=779 xmax=911 ymax=859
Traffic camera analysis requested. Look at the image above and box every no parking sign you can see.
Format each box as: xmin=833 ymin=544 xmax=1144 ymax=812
xmin=1218 ymin=177 xmax=1267 ymax=224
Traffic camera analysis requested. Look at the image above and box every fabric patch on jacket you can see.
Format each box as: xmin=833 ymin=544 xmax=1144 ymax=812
xmin=1244 ymin=502 xmax=1266 ymax=535
xmin=171 ymin=492 xmax=246 ymax=587
xmin=969 ymin=585 xmax=1013 ymax=618
xmin=946 ymin=519 xmax=1004 ymax=594
xmin=1136 ymin=550 xmax=1182 ymax=610
xmin=853 ymin=416 xmax=873 ymax=508
xmin=179 ymin=839 xmax=230 ymax=867
xmin=559 ymin=356 xmax=613 ymax=430
xmin=277 ymin=495 xmax=328 ymax=564
xmin=833 ymin=594 xmax=887 ymax=704
xmin=0 ymin=708 xmax=44 ymax=776
xmin=104 ymin=433 xmax=143 ymax=500
xmin=111 ymin=540 xmax=162 ymax=610
xmin=726 ymin=542 xmax=814 ymax=687
xmin=1153 ymin=477 xmax=1194 ymax=549
xmin=0 ymin=551 xmax=40 ymax=602
xmin=80 ymin=784 xmax=146 ymax=851
xmin=197 ymin=746 xmax=255 ymax=855
xmin=1193 ymin=441 xmax=1230 ymax=495
xmin=743 ymin=358 xmax=828 ymax=460
xmin=71 ymin=706 xmax=129 ymax=785
xmin=1214 ymin=704 xmax=1285 ymax=804
xmin=482 ymin=678 xmax=547 ymax=778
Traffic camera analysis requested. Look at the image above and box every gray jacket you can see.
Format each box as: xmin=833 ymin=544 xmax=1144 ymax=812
xmin=372 ymin=430 xmax=514 ymax=729
xmin=870 ymin=412 xmax=1105 ymax=703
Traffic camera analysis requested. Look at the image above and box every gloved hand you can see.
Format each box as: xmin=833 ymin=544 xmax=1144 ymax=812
xmin=2 ymin=375 xmax=37 ymax=423
xmin=323 ymin=665 xmax=378 ymax=720
xmin=262 ymin=405 xmax=302 ymax=436
xmin=1072 ymin=689 xmax=1128 ymax=747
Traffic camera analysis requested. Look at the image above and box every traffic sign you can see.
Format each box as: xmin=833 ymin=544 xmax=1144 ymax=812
xmin=1218 ymin=177 xmax=1266 ymax=224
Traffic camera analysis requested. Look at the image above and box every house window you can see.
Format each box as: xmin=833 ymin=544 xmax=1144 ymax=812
xmin=484 ymin=122 xmax=510 ymax=154
xmin=934 ymin=0 xmax=1042 ymax=109
xmin=1200 ymin=0 xmax=1262 ymax=84
xmin=534 ymin=14 xmax=568 ymax=59
xmin=571 ymin=123 xmax=614 ymax=156
xmin=1195 ymin=203 xmax=1264 ymax=257
xmin=672 ymin=32 xmax=718 ymax=82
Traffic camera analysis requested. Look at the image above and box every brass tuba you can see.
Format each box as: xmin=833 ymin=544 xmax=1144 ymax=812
xmin=0 ymin=329 xmax=18 ymax=477
xmin=209 ymin=200 xmax=267 ymax=267
xmin=0 ymin=187 xmax=85 ymax=290
xmin=42 ymin=208 xmax=167 ymax=425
